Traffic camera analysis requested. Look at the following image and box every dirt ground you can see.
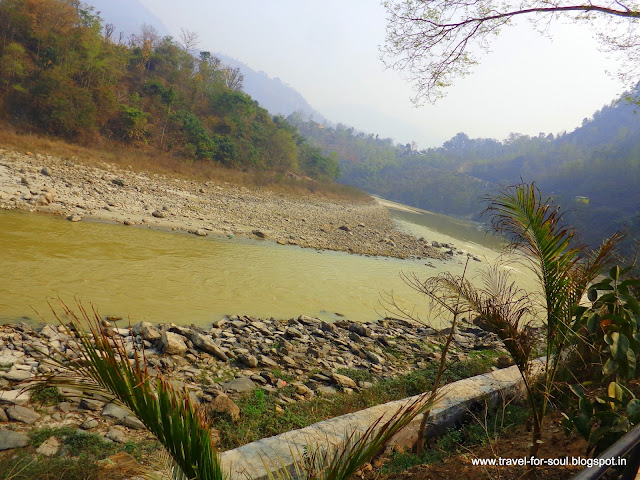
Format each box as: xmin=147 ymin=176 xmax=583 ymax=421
xmin=377 ymin=414 xmax=627 ymax=480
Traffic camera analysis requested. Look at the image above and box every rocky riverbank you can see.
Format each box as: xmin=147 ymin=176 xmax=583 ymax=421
xmin=0 ymin=149 xmax=457 ymax=260
xmin=0 ymin=314 xmax=510 ymax=455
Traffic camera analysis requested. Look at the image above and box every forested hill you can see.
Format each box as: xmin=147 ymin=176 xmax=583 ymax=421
xmin=85 ymin=0 xmax=326 ymax=123
xmin=0 ymin=0 xmax=339 ymax=180
xmin=289 ymin=94 xmax=640 ymax=249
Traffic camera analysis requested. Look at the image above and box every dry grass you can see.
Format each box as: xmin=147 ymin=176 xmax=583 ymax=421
xmin=0 ymin=124 xmax=371 ymax=202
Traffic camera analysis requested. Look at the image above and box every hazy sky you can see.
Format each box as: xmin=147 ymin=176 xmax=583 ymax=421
xmin=140 ymin=0 xmax=626 ymax=148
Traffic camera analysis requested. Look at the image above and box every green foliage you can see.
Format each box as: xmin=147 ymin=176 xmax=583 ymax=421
xmin=29 ymin=303 xmax=223 ymax=480
xmin=563 ymin=265 xmax=640 ymax=455
xmin=29 ymin=385 xmax=66 ymax=406
xmin=335 ymin=368 xmax=375 ymax=384
xmin=213 ymin=354 xmax=497 ymax=450
xmin=0 ymin=0 xmax=331 ymax=179
xmin=383 ymin=402 xmax=530 ymax=473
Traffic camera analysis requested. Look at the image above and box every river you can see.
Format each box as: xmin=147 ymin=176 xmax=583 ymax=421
xmin=0 ymin=203 xmax=537 ymax=327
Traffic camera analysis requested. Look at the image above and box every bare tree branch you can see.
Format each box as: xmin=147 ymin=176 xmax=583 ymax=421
xmin=179 ymin=27 xmax=200 ymax=53
xmin=381 ymin=0 xmax=640 ymax=103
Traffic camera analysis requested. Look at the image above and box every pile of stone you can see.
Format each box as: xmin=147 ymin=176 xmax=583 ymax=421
xmin=0 ymin=314 xmax=507 ymax=453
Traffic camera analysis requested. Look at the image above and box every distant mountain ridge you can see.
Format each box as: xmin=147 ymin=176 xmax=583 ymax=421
xmin=214 ymin=53 xmax=325 ymax=122
xmin=291 ymin=91 xmax=640 ymax=251
xmin=85 ymin=0 xmax=326 ymax=122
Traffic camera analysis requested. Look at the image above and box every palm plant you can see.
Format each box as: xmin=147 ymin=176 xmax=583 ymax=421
xmin=29 ymin=301 xmax=439 ymax=480
xmin=29 ymin=302 xmax=223 ymax=480
xmin=405 ymin=183 xmax=620 ymax=462
xmin=487 ymin=183 xmax=620 ymax=455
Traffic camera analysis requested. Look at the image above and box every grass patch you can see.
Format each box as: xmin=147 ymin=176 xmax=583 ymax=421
xmin=0 ymin=428 xmax=162 ymax=480
xmin=28 ymin=427 xmax=116 ymax=456
xmin=214 ymin=352 xmax=502 ymax=450
xmin=383 ymin=402 xmax=530 ymax=473
xmin=29 ymin=386 xmax=66 ymax=406
xmin=336 ymin=367 xmax=376 ymax=384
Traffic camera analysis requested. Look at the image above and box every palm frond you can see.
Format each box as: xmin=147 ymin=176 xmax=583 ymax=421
xmin=420 ymin=266 xmax=535 ymax=372
xmin=485 ymin=183 xmax=621 ymax=343
xmin=28 ymin=302 xmax=223 ymax=480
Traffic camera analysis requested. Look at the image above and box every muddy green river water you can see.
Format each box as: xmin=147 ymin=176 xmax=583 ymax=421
xmin=0 ymin=203 xmax=537 ymax=327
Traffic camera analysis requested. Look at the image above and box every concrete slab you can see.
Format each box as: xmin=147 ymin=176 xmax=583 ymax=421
xmin=220 ymin=359 xmax=545 ymax=480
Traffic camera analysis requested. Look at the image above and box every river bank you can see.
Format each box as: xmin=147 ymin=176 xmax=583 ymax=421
xmin=0 ymin=148 xmax=453 ymax=260
xmin=0 ymin=312 xmax=509 ymax=456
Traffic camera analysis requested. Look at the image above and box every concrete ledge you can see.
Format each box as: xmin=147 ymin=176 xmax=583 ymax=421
xmin=220 ymin=359 xmax=544 ymax=480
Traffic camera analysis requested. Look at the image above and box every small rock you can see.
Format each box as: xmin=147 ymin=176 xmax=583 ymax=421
xmin=132 ymin=322 xmax=162 ymax=342
xmin=193 ymin=229 xmax=207 ymax=237
xmin=252 ymin=230 xmax=267 ymax=238
xmin=209 ymin=394 xmax=240 ymax=421
xmin=105 ymin=428 xmax=129 ymax=444
xmin=160 ymin=332 xmax=188 ymax=356
xmin=190 ymin=333 xmax=228 ymax=361
xmin=316 ymin=385 xmax=337 ymax=396
xmin=349 ymin=323 xmax=370 ymax=337
xmin=258 ymin=355 xmax=279 ymax=368
xmin=6 ymin=405 xmax=40 ymax=424
xmin=238 ymin=353 xmax=258 ymax=368
xmin=36 ymin=436 xmax=61 ymax=456
xmin=222 ymin=377 xmax=256 ymax=394
xmin=331 ymin=373 xmax=357 ymax=389
xmin=66 ymin=213 xmax=82 ymax=222
xmin=40 ymin=167 xmax=51 ymax=176
xmin=80 ymin=398 xmax=105 ymax=411
xmin=0 ymin=430 xmax=29 ymax=450
xmin=497 ymin=356 xmax=514 ymax=368
xmin=81 ymin=419 xmax=99 ymax=430
xmin=151 ymin=210 xmax=165 ymax=218
xmin=102 ymin=403 xmax=129 ymax=421
xmin=123 ymin=415 xmax=145 ymax=430
xmin=111 ymin=178 xmax=125 ymax=187
xmin=2 ymin=369 xmax=32 ymax=382
xmin=365 ymin=351 xmax=386 ymax=365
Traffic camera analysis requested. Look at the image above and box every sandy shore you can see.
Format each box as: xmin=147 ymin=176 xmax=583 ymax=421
xmin=0 ymin=149 xmax=446 ymax=260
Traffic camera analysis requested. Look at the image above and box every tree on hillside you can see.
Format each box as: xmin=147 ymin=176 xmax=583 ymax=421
xmin=381 ymin=0 xmax=640 ymax=103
